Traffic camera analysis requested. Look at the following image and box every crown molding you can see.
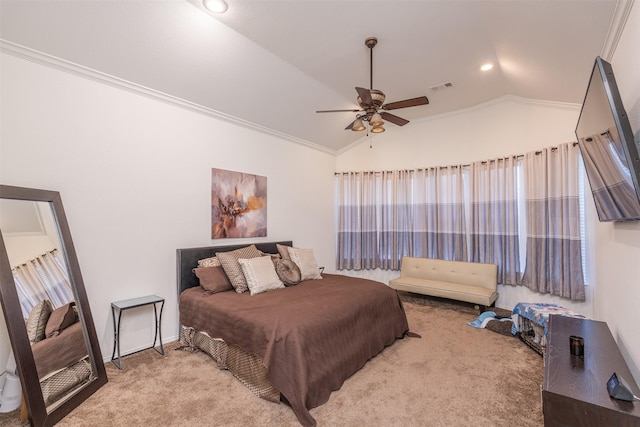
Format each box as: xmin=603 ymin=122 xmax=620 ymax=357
xmin=0 ymin=39 xmax=336 ymax=156
xmin=600 ymin=0 xmax=635 ymax=60
xmin=410 ymin=95 xmax=580 ymax=129
xmin=337 ymin=95 xmax=581 ymax=155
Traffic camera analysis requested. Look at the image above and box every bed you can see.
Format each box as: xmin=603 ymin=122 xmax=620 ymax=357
xmin=30 ymin=316 xmax=93 ymax=406
xmin=177 ymin=241 xmax=409 ymax=427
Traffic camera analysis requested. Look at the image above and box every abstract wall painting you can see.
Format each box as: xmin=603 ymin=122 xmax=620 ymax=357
xmin=211 ymin=168 xmax=267 ymax=239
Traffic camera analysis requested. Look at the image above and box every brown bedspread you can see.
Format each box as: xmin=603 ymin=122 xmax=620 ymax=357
xmin=180 ymin=273 xmax=409 ymax=427
xmin=31 ymin=321 xmax=88 ymax=379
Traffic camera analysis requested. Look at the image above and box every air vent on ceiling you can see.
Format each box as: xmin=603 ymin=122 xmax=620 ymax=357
xmin=430 ymin=82 xmax=454 ymax=92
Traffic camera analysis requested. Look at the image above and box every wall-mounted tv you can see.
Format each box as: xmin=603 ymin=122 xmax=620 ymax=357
xmin=575 ymin=56 xmax=640 ymax=222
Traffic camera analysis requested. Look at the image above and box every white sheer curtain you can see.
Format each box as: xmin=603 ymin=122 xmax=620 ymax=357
xmin=469 ymin=157 xmax=521 ymax=285
xmin=521 ymin=143 xmax=585 ymax=300
xmin=13 ymin=249 xmax=74 ymax=317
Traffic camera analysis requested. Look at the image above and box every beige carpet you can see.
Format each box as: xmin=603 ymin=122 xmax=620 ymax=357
xmin=1 ymin=297 xmax=543 ymax=427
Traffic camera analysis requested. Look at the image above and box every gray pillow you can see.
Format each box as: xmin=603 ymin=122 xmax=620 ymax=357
xmin=216 ymin=245 xmax=263 ymax=293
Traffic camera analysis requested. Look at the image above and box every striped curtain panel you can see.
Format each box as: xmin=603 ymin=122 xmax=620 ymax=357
xmin=521 ymin=143 xmax=585 ymax=300
xmin=336 ymin=172 xmax=379 ymax=270
xmin=378 ymin=170 xmax=413 ymax=270
xmin=469 ymin=157 xmax=521 ymax=285
xmin=337 ymin=167 xmax=467 ymax=270
xmin=413 ymin=166 xmax=467 ymax=262
xmin=13 ymin=250 xmax=74 ymax=317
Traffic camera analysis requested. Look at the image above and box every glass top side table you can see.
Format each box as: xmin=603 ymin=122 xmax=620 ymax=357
xmin=111 ymin=294 xmax=165 ymax=369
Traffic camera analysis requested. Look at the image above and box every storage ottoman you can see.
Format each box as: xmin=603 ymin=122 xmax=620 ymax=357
xmin=511 ymin=302 xmax=585 ymax=355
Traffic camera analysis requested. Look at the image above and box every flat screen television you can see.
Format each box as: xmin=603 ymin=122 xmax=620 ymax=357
xmin=575 ymin=56 xmax=640 ymax=222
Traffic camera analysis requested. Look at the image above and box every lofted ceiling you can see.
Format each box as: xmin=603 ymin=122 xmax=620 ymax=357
xmin=0 ymin=0 xmax=624 ymax=153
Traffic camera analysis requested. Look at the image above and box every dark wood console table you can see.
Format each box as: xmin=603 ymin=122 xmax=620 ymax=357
xmin=543 ymin=315 xmax=640 ymax=426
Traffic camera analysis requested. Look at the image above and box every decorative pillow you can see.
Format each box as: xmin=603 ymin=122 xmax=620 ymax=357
xmin=288 ymin=247 xmax=323 ymax=281
xmin=216 ymin=245 xmax=263 ymax=293
xmin=198 ymin=256 xmax=221 ymax=268
xmin=26 ymin=300 xmax=53 ymax=343
xmin=45 ymin=302 xmax=77 ymax=338
xmin=193 ymin=266 xmax=233 ymax=293
xmin=276 ymin=259 xmax=302 ymax=286
xmin=237 ymin=256 xmax=285 ymax=296
xmin=276 ymin=243 xmax=292 ymax=260
xmin=265 ymin=252 xmax=282 ymax=263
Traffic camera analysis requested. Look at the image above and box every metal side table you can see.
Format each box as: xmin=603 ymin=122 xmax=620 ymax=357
xmin=111 ymin=294 xmax=165 ymax=369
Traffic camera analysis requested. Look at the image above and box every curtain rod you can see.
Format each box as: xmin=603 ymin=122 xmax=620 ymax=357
xmin=334 ymin=142 xmax=579 ymax=175
xmin=14 ymin=248 xmax=58 ymax=269
xmin=335 ymin=156 xmax=520 ymax=175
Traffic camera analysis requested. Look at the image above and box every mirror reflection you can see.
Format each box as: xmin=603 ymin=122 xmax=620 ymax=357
xmin=0 ymin=199 xmax=93 ymax=411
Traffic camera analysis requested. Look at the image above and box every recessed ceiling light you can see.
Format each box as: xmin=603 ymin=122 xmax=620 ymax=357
xmin=480 ymin=63 xmax=494 ymax=71
xmin=203 ymin=0 xmax=228 ymax=13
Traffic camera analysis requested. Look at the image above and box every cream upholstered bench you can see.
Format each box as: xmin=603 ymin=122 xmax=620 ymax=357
xmin=389 ymin=256 xmax=498 ymax=312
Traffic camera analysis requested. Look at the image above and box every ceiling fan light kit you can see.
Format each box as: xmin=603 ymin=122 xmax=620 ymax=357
xmin=316 ymin=36 xmax=429 ymax=136
xmin=369 ymin=112 xmax=384 ymax=127
xmin=351 ymin=118 xmax=366 ymax=132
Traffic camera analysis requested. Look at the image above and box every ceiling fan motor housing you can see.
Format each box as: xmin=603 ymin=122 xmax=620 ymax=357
xmin=358 ymin=89 xmax=385 ymax=109
xmin=365 ymin=37 xmax=378 ymax=49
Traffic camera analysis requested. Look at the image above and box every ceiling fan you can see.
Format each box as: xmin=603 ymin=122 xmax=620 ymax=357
xmin=316 ymin=36 xmax=429 ymax=133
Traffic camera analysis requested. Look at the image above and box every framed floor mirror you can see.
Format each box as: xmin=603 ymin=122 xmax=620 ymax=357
xmin=0 ymin=185 xmax=107 ymax=426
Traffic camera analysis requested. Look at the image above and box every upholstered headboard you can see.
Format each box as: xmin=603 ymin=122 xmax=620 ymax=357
xmin=176 ymin=241 xmax=292 ymax=297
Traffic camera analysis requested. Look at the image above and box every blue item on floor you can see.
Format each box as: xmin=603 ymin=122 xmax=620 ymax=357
xmin=467 ymin=311 xmax=497 ymax=328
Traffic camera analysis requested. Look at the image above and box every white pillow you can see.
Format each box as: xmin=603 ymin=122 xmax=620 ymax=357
xmin=237 ymin=256 xmax=285 ymax=295
xmin=287 ymin=247 xmax=323 ymax=280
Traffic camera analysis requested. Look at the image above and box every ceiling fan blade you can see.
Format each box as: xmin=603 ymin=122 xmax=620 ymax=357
xmin=355 ymin=87 xmax=373 ymax=106
xmin=382 ymin=96 xmax=429 ymax=110
xmin=380 ymin=112 xmax=409 ymax=126
xmin=316 ymin=109 xmax=361 ymax=113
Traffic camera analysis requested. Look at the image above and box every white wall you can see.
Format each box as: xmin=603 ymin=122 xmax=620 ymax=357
xmin=594 ymin=0 xmax=640 ymax=383
xmin=0 ymin=53 xmax=336 ymax=360
xmin=336 ymin=95 xmax=580 ymax=171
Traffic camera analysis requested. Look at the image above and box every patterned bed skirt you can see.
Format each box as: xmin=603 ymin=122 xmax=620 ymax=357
xmin=40 ymin=357 xmax=93 ymax=407
xmin=178 ymin=326 xmax=281 ymax=403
